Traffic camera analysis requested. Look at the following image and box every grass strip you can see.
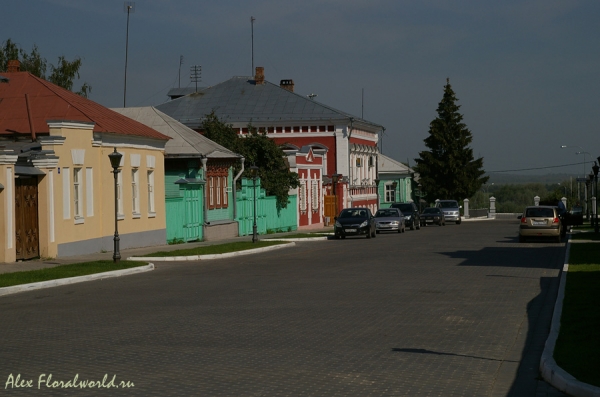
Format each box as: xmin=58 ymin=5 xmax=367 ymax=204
xmin=143 ymin=241 xmax=287 ymax=257
xmin=554 ymin=242 xmax=600 ymax=387
xmin=570 ymin=232 xmax=600 ymax=241
xmin=0 ymin=261 xmax=148 ymax=288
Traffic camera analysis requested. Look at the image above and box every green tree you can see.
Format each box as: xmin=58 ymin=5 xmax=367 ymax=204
xmin=201 ymin=112 xmax=299 ymax=210
xmin=0 ymin=39 xmax=91 ymax=98
xmin=414 ymin=78 xmax=488 ymax=202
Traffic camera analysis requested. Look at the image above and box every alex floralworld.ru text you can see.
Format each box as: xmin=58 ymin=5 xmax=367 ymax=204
xmin=5 ymin=373 xmax=134 ymax=389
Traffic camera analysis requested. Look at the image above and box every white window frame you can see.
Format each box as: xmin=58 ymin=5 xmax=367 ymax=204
xmin=147 ymin=170 xmax=155 ymax=217
xmin=385 ymin=184 xmax=396 ymax=203
xmin=73 ymin=167 xmax=84 ymax=224
xmin=86 ymin=167 xmax=94 ymax=217
xmin=62 ymin=167 xmax=70 ymax=219
xmin=311 ymin=180 xmax=319 ymax=211
xmin=222 ymin=176 xmax=228 ymax=207
xmin=300 ymin=180 xmax=307 ymax=211
xmin=132 ymin=168 xmax=140 ymax=218
xmin=216 ymin=176 xmax=221 ymax=206
xmin=117 ymin=171 xmax=124 ymax=219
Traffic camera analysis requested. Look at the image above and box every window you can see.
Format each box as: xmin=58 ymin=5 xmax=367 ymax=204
xmin=73 ymin=168 xmax=83 ymax=221
xmin=117 ymin=171 xmax=123 ymax=217
xmin=147 ymin=170 xmax=155 ymax=215
xmin=356 ymin=157 xmax=362 ymax=167
xmin=385 ymin=184 xmax=396 ymax=203
xmin=209 ymin=177 xmax=214 ymax=207
xmin=216 ymin=176 xmax=221 ymax=206
xmin=222 ymin=176 xmax=228 ymax=207
xmin=369 ymin=156 xmax=374 ymax=167
xmin=132 ymin=169 xmax=140 ymax=216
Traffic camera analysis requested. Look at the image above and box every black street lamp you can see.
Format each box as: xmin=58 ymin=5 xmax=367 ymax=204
xmin=332 ymin=174 xmax=342 ymax=216
xmin=108 ymin=148 xmax=123 ymax=262
xmin=593 ymin=161 xmax=599 ymax=233
xmin=586 ymin=174 xmax=592 ymax=221
xmin=250 ymin=165 xmax=259 ymax=243
xmin=374 ymin=178 xmax=380 ymax=210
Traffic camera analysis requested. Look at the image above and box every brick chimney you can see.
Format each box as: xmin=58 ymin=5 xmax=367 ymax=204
xmin=7 ymin=60 xmax=20 ymax=73
xmin=280 ymin=79 xmax=294 ymax=93
xmin=254 ymin=67 xmax=264 ymax=85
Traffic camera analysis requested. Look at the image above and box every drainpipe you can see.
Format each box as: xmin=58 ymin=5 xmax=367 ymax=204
xmin=348 ymin=118 xmax=354 ymax=207
xmin=233 ymin=157 xmax=245 ymax=219
xmin=201 ymin=157 xmax=208 ymax=239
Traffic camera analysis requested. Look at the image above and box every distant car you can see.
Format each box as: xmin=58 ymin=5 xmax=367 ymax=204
xmin=334 ymin=208 xmax=376 ymax=239
xmin=435 ymin=200 xmax=462 ymax=224
xmin=374 ymin=208 xmax=405 ymax=234
xmin=420 ymin=207 xmax=446 ymax=226
xmin=390 ymin=202 xmax=421 ymax=230
xmin=518 ymin=206 xmax=562 ymax=243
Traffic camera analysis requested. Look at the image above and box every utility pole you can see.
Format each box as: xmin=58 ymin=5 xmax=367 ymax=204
xmin=123 ymin=2 xmax=135 ymax=107
xmin=251 ymin=16 xmax=256 ymax=75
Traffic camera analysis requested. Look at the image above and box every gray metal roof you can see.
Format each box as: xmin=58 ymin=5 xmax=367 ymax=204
xmin=378 ymin=153 xmax=413 ymax=175
xmin=111 ymin=107 xmax=240 ymax=159
xmin=156 ymin=76 xmax=384 ymax=132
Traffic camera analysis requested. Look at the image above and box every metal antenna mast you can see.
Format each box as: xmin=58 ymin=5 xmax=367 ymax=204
xmin=251 ymin=16 xmax=256 ymax=75
xmin=123 ymin=2 xmax=135 ymax=107
xmin=178 ymin=55 xmax=184 ymax=88
xmin=190 ymin=65 xmax=201 ymax=92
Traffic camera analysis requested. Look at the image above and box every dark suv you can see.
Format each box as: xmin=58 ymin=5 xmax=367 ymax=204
xmin=390 ymin=202 xmax=421 ymax=230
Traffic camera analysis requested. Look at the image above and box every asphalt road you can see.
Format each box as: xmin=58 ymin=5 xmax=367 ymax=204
xmin=0 ymin=219 xmax=567 ymax=396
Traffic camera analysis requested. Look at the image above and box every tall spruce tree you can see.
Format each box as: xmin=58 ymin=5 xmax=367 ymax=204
xmin=414 ymin=79 xmax=488 ymax=203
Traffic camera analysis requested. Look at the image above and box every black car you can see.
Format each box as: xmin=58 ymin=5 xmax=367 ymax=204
xmin=390 ymin=202 xmax=421 ymax=230
xmin=420 ymin=207 xmax=446 ymax=226
xmin=334 ymin=208 xmax=376 ymax=239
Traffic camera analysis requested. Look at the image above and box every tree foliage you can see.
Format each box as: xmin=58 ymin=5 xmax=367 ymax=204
xmin=0 ymin=38 xmax=91 ymax=98
xmin=414 ymin=79 xmax=488 ymax=202
xmin=202 ymin=112 xmax=299 ymax=210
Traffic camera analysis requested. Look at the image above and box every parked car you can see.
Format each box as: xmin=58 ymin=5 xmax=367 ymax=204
xmin=518 ymin=206 xmax=562 ymax=243
xmin=334 ymin=208 xmax=376 ymax=239
xmin=374 ymin=208 xmax=405 ymax=234
xmin=390 ymin=202 xmax=421 ymax=230
xmin=564 ymin=205 xmax=584 ymax=227
xmin=420 ymin=207 xmax=446 ymax=226
xmin=435 ymin=200 xmax=462 ymax=224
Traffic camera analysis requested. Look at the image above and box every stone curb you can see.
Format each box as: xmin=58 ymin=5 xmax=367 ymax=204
xmin=264 ymin=237 xmax=328 ymax=242
xmin=0 ymin=264 xmax=155 ymax=298
xmin=539 ymin=237 xmax=600 ymax=397
xmin=127 ymin=242 xmax=296 ymax=262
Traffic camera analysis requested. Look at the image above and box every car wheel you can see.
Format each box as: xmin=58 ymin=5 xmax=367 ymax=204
xmin=456 ymin=220 xmax=461 ymax=225
xmin=376 ymin=230 xmax=380 ymax=234
xmin=341 ymin=235 xmax=345 ymax=239
xmin=519 ymin=235 xmax=525 ymax=243
xmin=366 ymin=230 xmax=371 ymax=239
xmin=555 ymin=235 xmax=561 ymax=243
xmin=416 ymin=221 xmax=421 ymax=230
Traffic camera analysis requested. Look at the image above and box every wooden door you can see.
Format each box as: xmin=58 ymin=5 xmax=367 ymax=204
xmin=324 ymin=195 xmax=337 ymax=219
xmin=15 ymin=177 xmax=40 ymax=260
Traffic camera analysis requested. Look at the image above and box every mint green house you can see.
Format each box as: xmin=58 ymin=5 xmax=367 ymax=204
xmin=113 ymin=107 xmax=243 ymax=242
xmin=377 ymin=154 xmax=414 ymax=208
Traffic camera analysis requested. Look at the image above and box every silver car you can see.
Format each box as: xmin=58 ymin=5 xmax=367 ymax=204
xmin=374 ymin=208 xmax=405 ymax=233
xmin=436 ymin=200 xmax=462 ymax=224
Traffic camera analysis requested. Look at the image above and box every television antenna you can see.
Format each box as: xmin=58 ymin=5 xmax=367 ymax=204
xmin=190 ymin=65 xmax=201 ymax=92
xmin=178 ymin=56 xmax=184 ymax=88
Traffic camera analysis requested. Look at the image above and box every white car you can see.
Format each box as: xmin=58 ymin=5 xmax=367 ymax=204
xmin=435 ymin=200 xmax=462 ymax=224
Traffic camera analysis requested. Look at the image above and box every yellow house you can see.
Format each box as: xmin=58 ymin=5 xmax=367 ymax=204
xmin=0 ymin=67 xmax=170 ymax=263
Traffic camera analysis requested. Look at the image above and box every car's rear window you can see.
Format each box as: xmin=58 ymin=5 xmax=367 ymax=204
xmin=392 ymin=204 xmax=413 ymax=212
xmin=438 ymin=201 xmax=459 ymax=208
xmin=526 ymin=208 xmax=555 ymax=217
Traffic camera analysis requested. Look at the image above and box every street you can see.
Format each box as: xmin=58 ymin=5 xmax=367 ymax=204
xmin=0 ymin=219 xmax=567 ymax=396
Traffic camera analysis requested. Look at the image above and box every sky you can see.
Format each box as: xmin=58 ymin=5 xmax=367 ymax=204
xmin=3 ymin=0 xmax=600 ymax=181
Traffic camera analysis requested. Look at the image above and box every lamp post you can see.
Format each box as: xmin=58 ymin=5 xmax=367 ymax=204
xmin=108 ymin=148 xmax=123 ymax=262
xmin=250 ymin=165 xmax=259 ymax=243
xmin=374 ymin=178 xmax=380 ymax=210
xmin=561 ymin=145 xmax=588 ymax=176
xmin=332 ymin=174 xmax=341 ymax=216
xmin=593 ymin=161 xmax=599 ymax=233
xmin=586 ymin=174 xmax=593 ymax=221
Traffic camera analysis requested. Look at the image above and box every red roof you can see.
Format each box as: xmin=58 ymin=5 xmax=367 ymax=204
xmin=0 ymin=72 xmax=169 ymax=141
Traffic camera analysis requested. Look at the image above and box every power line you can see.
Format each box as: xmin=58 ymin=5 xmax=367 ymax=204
xmin=488 ymin=161 xmax=586 ymax=173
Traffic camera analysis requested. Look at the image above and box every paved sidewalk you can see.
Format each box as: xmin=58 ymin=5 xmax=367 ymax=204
xmin=0 ymin=227 xmax=333 ymax=275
